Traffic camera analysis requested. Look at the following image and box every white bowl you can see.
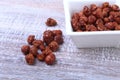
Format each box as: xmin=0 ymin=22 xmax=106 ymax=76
xmin=64 ymin=0 xmax=120 ymax=48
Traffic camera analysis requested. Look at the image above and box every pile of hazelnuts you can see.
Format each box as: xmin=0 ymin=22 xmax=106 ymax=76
xmin=71 ymin=2 xmax=120 ymax=32
xmin=21 ymin=18 xmax=63 ymax=65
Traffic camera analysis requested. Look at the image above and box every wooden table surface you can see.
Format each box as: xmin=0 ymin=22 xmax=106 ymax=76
xmin=0 ymin=0 xmax=120 ymax=80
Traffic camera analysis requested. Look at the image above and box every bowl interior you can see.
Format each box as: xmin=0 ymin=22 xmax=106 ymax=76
xmin=64 ymin=0 xmax=120 ymax=35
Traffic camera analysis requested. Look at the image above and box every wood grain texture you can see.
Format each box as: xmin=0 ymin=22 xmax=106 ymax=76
xmin=0 ymin=0 xmax=120 ymax=80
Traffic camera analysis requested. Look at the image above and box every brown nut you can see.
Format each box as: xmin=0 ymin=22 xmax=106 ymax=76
xmin=32 ymin=40 xmax=44 ymax=48
xmin=102 ymin=2 xmax=109 ymax=8
xmin=45 ymin=53 xmax=56 ymax=65
xmin=21 ymin=45 xmax=30 ymax=55
xmin=105 ymin=22 xmax=115 ymax=30
xmin=90 ymin=4 xmax=97 ymax=11
xmin=37 ymin=53 xmax=45 ymax=61
xmin=30 ymin=46 xmax=38 ymax=57
xmin=104 ymin=17 xmax=109 ymax=23
xmin=88 ymin=15 xmax=96 ymax=24
xmin=25 ymin=53 xmax=35 ymax=65
xmin=43 ymin=30 xmax=54 ymax=45
xmin=111 ymin=5 xmax=119 ymax=11
xmin=48 ymin=41 xmax=59 ymax=52
xmin=115 ymin=25 xmax=120 ymax=30
xmin=52 ymin=30 xmax=62 ymax=36
xmin=27 ymin=35 xmax=35 ymax=45
xmin=83 ymin=6 xmax=91 ymax=16
xmin=43 ymin=46 xmax=52 ymax=56
xmin=86 ymin=25 xmax=97 ymax=31
xmin=54 ymin=35 xmax=64 ymax=44
xmin=46 ymin=18 xmax=57 ymax=26
xmin=95 ymin=8 xmax=103 ymax=18
xmin=97 ymin=23 xmax=106 ymax=31
xmin=39 ymin=45 xmax=45 ymax=51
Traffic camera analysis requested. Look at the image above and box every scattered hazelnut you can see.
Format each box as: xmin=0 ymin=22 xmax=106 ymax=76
xmin=25 ymin=53 xmax=35 ymax=65
xmin=54 ymin=35 xmax=64 ymax=44
xmin=90 ymin=4 xmax=97 ymax=11
xmin=53 ymin=30 xmax=62 ymax=36
xmin=37 ymin=53 xmax=45 ymax=61
xmin=88 ymin=15 xmax=96 ymax=24
xmin=45 ymin=53 xmax=56 ymax=65
xmin=49 ymin=41 xmax=59 ymax=52
xmin=112 ymin=5 xmax=119 ymax=11
xmin=21 ymin=45 xmax=30 ymax=55
xmin=43 ymin=30 xmax=54 ymax=45
xmin=43 ymin=46 xmax=52 ymax=56
xmin=30 ymin=46 xmax=38 ymax=57
xmin=32 ymin=40 xmax=44 ymax=48
xmin=46 ymin=18 xmax=57 ymax=26
xmin=27 ymin=35 xmax=35 ymax=45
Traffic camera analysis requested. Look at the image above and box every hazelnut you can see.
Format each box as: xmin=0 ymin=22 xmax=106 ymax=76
xmin=43 ymin=46 xmax=52 ymax=56
xmin=102 ymin=2 xmax=109 ymax=8
xmin=88 ymin=15 xmax=96 ymax=24
xmin=46 ymin=18 xmax=57 ymax=26
xmin=30 ymin=46 xmax=38 ymax=57
xmin=90 ymin=4 xmax=97 ymax=11
xmin=111 ymin=5 xmax=119 ymax=11
xmin=45 ymin=53 xmax=56 ymax=65
xmin=105 ymin=22 xmax=115 ymax=30
xmin=53 ymin=30 xmax=62 ymax=36
xmin=21 ymin=45 xmax=30 ymax=55
xmin=25 ymin=53 xmax=35 ymax=65
xmin=83 ymin=6 xmax=91 ymax=16
xmin=37 ymin=53 xmax=45 ymax=61
xmin=39 ymin=44 xmax=45 ymax=51
xmin=104 ymin=17 xmax=109 ymax=23
xmin=114 ymin=17 xmax=120 ymax=24
xmin=27 ymin=35 xmax=35 ymax=45
xmin=48 ymin=41 xmax=59 ymax=52
xmin=86 ymin=25 xmax=97 ymax=31
xmin=97 ymin=23 xmax=106 ymax=31
xmin=95 ymin=8 xmax=103 ymax=18
xmin=32 ymin=40 xmax=44 ymax=48
xmin=54 ymin=35 xmax=64 ymax=44
xmin=115 ymin=25 xmax=120 ymax=30
xmin=43 ymin=30 xmax=54 ymax=45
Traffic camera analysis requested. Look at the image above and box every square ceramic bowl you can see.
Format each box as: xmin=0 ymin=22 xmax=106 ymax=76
xmin=63 ymin=0 xmax=120 ymax=48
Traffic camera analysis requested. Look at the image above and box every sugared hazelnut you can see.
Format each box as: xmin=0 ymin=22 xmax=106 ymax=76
xmin=39 ymin=45 xmax=45 ymax=51
xmin=25 ymin=53 xmax=35 ymax=65
xmin=54 ymin=35 xmax=64 ymax=44
xmin=53 ymin=30 xmax=62 ymax=36
xmin=32 ymin=40 xmax=44 ymax=48
xmin=43 ymin=30 xmax=54 ymax=45
xmin=45 ymin=53 xmax=56 ymax=65
xmin=30 ymin=46 xmax=38 ymax=57
xmin=21 ymin=45 xmax=30 ymax=55
xmin=46 ymin=18 xmax=57 ymax=26
xmin=102 ymin=2 xmax=109 ymax=8
xmin=90 ymin=4 xmax=97 ymax=11
xmin=27 ymin=35 xmax=35 ymax=45
xmin=37 ymin=53 xmax=45 ymax=61
xmin=88 ymin=15 xmax=96 ymax=24
xmin=43 ymin=46 xmax=52 ymax=56
xmin=48 ymin=41 xmax=59 ymax=52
